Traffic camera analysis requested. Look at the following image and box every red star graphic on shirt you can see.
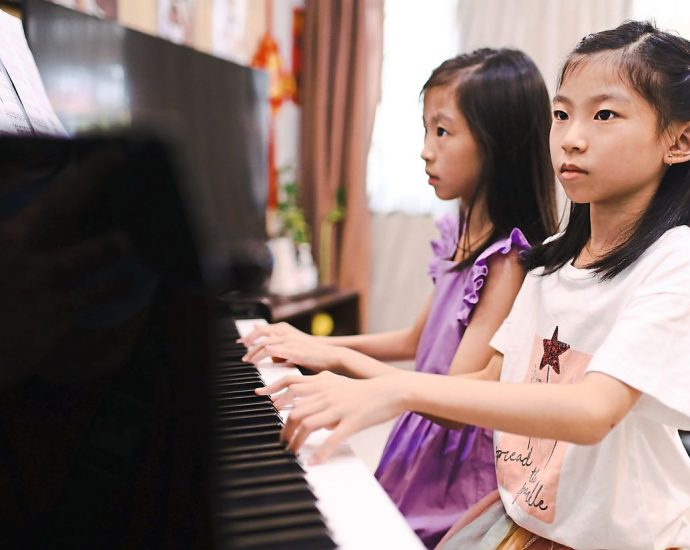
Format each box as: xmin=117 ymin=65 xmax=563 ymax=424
xmin=539 ymin=326 xmax=570 ymax=375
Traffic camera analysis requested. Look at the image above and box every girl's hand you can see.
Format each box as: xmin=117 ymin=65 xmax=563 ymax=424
xmin=256 ymin=371 xmax=408 ymax=464
xmin=239 ymin=321 xmax=310 ymax=347
xmin=243 ymin=335 xmax=345 ymax=373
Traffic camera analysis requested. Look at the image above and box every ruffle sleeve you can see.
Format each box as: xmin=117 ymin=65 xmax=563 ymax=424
xmin=428 ymin=213 xmax=460 ymax=283
xmin=457 ymin=228 xmax=530 ymax=327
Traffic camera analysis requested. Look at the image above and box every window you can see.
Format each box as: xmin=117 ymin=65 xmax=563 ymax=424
xmin=367 ymin=0 xmax=460 ymax=215
xmin=633 ymin=0 xmax=690 ymax=38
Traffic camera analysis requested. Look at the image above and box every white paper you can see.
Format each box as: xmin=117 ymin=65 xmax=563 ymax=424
xmin=212 ymin=0 xmax=249 ymax=64
xmin=157 ymin=0 xmax=197 ymax=46
xmin=0 ymin=9 xmax=68 ymax=137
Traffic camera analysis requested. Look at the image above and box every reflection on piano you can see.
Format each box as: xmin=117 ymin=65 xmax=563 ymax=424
xmin=0 ymin=134 xmax=422 ymax=549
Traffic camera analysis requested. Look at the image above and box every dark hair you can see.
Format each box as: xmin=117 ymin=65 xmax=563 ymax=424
xmin=525 ymin=20 xmax=690 ymax=279
xmin=423 ymin=48 xmax=558 ymax=269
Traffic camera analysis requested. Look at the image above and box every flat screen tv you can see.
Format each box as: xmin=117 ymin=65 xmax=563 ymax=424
xmin=23 ymin=0 xmax=270 ymax=292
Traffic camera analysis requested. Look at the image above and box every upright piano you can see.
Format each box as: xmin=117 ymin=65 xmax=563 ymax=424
xmin=7 ymin=2 xmax=424 ymax=545
xmin=0 ymin=134 xmax=422 ymax=549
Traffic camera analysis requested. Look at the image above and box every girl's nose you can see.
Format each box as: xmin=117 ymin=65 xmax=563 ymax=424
xmin=421 ymin=144 xmax=434 ymax=162
xmin=561 ymin=123 xmax=588 ymax=153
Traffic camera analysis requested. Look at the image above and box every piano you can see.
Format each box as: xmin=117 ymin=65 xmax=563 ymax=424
xmin=0 ymin=134 xmax=422 ymax=549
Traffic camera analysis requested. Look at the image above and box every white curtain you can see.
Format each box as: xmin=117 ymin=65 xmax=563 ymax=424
xmin=458 ymin=0 xmax=632 ymax=96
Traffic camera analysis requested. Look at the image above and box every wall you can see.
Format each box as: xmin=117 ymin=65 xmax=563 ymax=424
xmin=116 ymin=0 xmax=302 ymax=175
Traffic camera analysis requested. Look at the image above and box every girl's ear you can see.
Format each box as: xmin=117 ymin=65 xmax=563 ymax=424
xmin=668 ymin=122 xmax=690 ymax=165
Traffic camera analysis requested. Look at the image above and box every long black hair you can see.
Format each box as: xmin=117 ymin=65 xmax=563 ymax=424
xmin=423 ymin=48 xmax=558 ymax=269
xmin=525 ymin=20 xmax=690 ymax=279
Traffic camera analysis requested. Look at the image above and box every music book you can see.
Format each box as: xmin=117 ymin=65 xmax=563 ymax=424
xmin=0 ymin=8 xmax=67 ymax=136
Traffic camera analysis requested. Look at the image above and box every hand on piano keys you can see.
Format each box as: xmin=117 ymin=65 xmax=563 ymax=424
xmin=242 ymin=335 xmax=347 ymax=375
xmin=228 ymin=318 xmax=424 ymax=550
xmin=256 ymin=371 xmax=406 ymax=465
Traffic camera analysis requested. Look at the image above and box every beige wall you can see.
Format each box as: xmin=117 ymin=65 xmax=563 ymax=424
xmin=115 ymin=0 xmax=302 ymax=181
xmin=116 ymin=0 xmax=279 ymax=65
xmin=118 ymin=0 xmax=156 ymax=34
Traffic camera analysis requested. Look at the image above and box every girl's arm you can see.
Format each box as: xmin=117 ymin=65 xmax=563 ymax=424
xmin=242 ymin=296 xmax=432 ymax=366
xmin=246 ymin=249 xmax=522 ymax=378
xmin=447 ymin=249 xmax=525 ymax=375
xmin=324 ymin=296 xmax=431 ymax=361
xmin=258 ymin=367 xmax=640 ymax=464
xmin=420 ymin=353 xmax=503 ymax=429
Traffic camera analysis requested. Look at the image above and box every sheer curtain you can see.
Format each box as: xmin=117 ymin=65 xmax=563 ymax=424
xmin=366 ymin=0 xmax=460 ymax=217
xmin=458 ymin=0 xmax=632 ymax=95
xmin=633 ymin=0 xmax=690 ymax=37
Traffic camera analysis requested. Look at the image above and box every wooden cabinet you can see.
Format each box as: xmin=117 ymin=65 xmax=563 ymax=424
xmin=223 ymin=285 xmax=360 ymax=336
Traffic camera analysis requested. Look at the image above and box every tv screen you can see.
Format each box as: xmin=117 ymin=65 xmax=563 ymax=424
xmin=23 ymin=0 xmax=270 ymax=292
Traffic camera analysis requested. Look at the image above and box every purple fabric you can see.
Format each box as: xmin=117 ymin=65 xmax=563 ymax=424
xmin=374 ymin=214 xmax=530 ymax=549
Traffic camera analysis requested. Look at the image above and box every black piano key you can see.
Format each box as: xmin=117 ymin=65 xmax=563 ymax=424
xmin=219 ymin=471 xmax=306 ymax=490
xmin=215 ymin=393 xmax=272 ymax=404
xmin=215 ymin=381 xmax=264 ymax=393
xmin=215 ymin=403 xmax=278 ymax=415
xmin=217 ymin=456 xmax=302 ymax=473
xmin=214 ymin=447 xmax=294 ymax=464
xmin=218 ymin=483 xmax=317 ymax=516
xmin=217 ymin=431 xmax=282 ymax=447
xmin=217 ymin=344 xmax=249 ymax=355
xmin=215 ymin=416 xmax=282 ymax=432
xmin=214 ymin=440 xmax=288 ymax=456
xmin=221 ymin=511 xmax=327 ymax=536
xmin=217 ymin=385 xmax=266 ymax=396
xmin=214 ymin=361 xmax=254 ymax=368
xmin=218 ymin=500 xmax=319 ymax=522
xmin=228 ymin=526 xmax=336 ymax=550
xmin=215 ymin=421 xmax=283 ymax=434
xmin=215 ymin=373 xmax=262 ymax=382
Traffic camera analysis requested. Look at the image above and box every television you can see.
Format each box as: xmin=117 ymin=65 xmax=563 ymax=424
xmin=23 ymin=0 xmax=271 ymax=293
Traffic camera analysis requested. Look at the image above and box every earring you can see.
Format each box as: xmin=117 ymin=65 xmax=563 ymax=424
xmin=667 ymin=153 xmax=674 ymax=166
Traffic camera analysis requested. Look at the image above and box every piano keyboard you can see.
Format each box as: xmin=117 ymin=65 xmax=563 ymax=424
xmin=212 ymin=316 xmax=424 ymax=550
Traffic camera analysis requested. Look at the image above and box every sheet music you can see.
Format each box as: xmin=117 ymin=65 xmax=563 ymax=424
xmin=0 ymin=9 xmax=68 ymax=137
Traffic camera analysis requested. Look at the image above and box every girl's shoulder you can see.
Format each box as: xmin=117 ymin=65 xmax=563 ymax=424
xmin=457 ymin=227 xmax=529 ymax=327
xmin=635 ymin=225 xmax=690 ymax=285
xmin=430 ymin=212 xmax=460 ymax=262
xmin=476 ymin=228 xmax=530 ymax=266
xmin=429 ymin=213 xmax=530 ymax=261
xmin=428 ymin=213 xmax=460 ymax=282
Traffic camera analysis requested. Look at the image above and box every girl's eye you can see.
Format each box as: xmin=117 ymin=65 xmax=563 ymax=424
xmin=553 ymin=110 xmax=568 ymax=121
xmin=594 ymin=109 xmax=616 ymax=121
xmin=436 ymin=127 xmax=448 ymax=137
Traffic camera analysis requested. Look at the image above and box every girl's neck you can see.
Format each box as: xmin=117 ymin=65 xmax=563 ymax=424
xmin=457 ymin=199 xmax=494 ymax=261
xmin=580 ymin=189 xmax=656 ymax=264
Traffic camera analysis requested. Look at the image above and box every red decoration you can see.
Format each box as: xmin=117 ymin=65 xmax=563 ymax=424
xmin=250 ymin=0 xmax=296 ymax=211
xmin=539 ymin=327 xmax=570 ymax=375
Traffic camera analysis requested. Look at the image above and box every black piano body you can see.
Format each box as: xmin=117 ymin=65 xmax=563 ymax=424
xmin=0 ymin=131 xmax=335 ymax=549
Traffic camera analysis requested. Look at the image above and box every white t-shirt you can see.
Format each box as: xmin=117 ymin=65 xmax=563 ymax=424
xmin=490 ymin=226 xmax=690 ymax=550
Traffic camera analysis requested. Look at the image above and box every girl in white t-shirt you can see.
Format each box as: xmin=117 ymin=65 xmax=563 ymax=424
xmin=256 ymin=20 xmax=690 ymax=550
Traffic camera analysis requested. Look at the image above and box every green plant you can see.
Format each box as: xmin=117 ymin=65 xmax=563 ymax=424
xmin=277 ymin=170 xmax=310 ymax=244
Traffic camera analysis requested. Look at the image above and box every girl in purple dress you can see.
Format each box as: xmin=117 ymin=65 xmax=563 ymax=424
xmin=243 ymin=48 xmax=557 ymax=548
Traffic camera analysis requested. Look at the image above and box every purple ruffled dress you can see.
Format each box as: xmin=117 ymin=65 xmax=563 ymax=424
xmin=374 ymin=214 xmax=529 ymax=549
